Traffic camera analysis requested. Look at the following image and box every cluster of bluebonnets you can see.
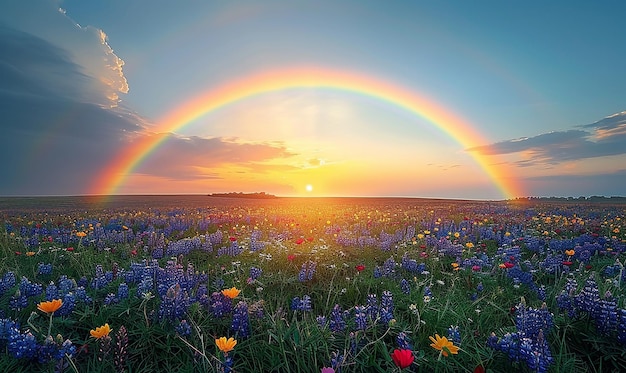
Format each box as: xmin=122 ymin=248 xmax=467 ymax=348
xmin=0 ymin=196 xmax=625 ymax=372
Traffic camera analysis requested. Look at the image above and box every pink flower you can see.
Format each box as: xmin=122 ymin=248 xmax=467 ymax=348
xmin=320 ymin=368 xmax=335 ymax=373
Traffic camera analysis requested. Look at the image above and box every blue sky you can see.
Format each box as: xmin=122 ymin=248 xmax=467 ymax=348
xmin=1 ymin=0 xmax=625 ymax=199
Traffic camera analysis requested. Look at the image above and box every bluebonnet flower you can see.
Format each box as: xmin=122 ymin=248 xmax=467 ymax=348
xmin=291 ymin=295 xmax=312 ymax=312
xmin=373 ymin=266 xmax=382 ymax=278
xmin=75 ymin=286 xmax=92 ymax=304
xmin=447 ymin=325 xmax=461 ymax=345
xmin=574 ymin=277 xmax=600 ymax=315
xmin=249 ymin=267 xmax=262 ymax=281
xmin=329 ymin=304 xmax=346 ymax=333
xmin=117 ymin=282 xmax=129 ymax=299
xmin=231 ymin=301 xmax=250 ymax=338
xmin=7 ymin=327 xmax=37 ymax=359
xmin=316 ymin=315 xmax=327 ymax=328
xmin=365 ymin=294 xmax=378 ymax=323
xmin=137 ymin=278 xmax=154 ymax=298
xmin=400 ymin=278 xmax=410 ymax=294
xmin=298 ymin=261 xmax=317 ymax=282
xmin=353 ymin=306 xmax=367 ymax=331
xmin=176 ymin=319 xmax=192 ymax=337
xmin=45 ymin=283 xmax=59 ymax=301
xmin=516 ymin=302 xmax=554 ymax=340
xmin=0 ymin=271 xmax=16 ymax=296
xmin=91 ymin=264 xmax=109 ymax=290
xmin=595 ymin=291 xmax=618 ymax=336
xmin=396 ymin=331 xmax=413 ymax=350
xmin=19 ymin=276 xmax=42 ymax=297
xmin=55 ymin=293 xmax=76 ymax=317
xmin=104 ymin=293 xmax=118 ymax=306
xmin=423 ymin=286 xmax=433 ymax=302
xmin=158 ymin=284 xmax=189 ymax=321
xmin=209 ymin=292 xmax=231 ymax=318
xmin=330 ymin=351 xmax=345 ymax=373
xmin=9 ymin=291 xmax=28 ymax=311
xmin=617 ymin=308 xmax=626 ymax=344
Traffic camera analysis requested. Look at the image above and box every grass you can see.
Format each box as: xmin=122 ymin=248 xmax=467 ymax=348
xmin=0 ymin=196 xmax=624 ymax=372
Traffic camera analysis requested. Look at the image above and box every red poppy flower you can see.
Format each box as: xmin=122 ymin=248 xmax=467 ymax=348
xmin=229 ymin=236 xmax=237 ymax=242
xmin=287 ymin=254 xmax=296 ymax=262
xmin=66 ymin=247 xmax=74 ymax=252
xmin=306 ymin=237 xmax=314 ymax=242
xmin=391 ymin=349 xmax=414 ymax=369
xmin=355 ymin=265 xmax=365 ymax=272
xmin=131 ymin=249 xmax=138 ymax=256
xmin=503 ymin=262 xmax=515 ymax=268
xmin=562 ymin=261 xmax=573 ymax=266
xmin=474 ymin=365 xmax=486 ymax=373
xmin=295 ymin=238 xmax=304 ymax=245
xmin=15 ymin=251 xmax=21 ymax=255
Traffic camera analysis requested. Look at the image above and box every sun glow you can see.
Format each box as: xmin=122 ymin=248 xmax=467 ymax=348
xmin=305 ymin=184 xmax=313 ymax=193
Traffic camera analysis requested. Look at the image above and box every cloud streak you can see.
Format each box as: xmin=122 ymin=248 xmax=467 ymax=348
xmin=467 ymin=111 xmax=626 ymax=166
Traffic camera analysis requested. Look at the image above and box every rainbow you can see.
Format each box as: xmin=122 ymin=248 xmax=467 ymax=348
xmin=90 ymin=67 xmax=524 ymax=199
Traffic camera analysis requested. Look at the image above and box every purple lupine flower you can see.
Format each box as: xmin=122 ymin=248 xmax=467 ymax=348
xmin=400 ymin=279 xmax=410 ymax=294
xmin=249 ymin=267 xmax=262 ymax=281
xmin=45 ymin=283 xmax=59 ymax=301
xmin=396 ymin=331 xmax=413 ymax=350
xmin=353 ymin=306 xmax=367 ymax=331
xmin=447 ymin=325 xmax=461 ymax=346
xmin=329 ymin=304 xmax=346 ymax=333
xmin=117 ymin=282 xmax=129 ymax=299
xmin=595 ymin=291 xmax=618 ymax=336
xmin=291 ymin=295 xmax=312 ymax=312
xmin=231 ymin=301 xmax=250 ymax=338
xmin=176 ymin=319 xmax=192 ymax=337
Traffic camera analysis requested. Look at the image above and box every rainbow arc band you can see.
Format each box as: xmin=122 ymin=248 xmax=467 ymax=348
xmin=90 ymin=67 xmax=523 ymax=199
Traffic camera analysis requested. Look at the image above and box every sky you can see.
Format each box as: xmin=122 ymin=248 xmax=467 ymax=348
xmin=1 ymin=0 xmax=626 ymax=200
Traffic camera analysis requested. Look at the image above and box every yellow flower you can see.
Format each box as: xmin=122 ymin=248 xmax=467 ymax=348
xmin=565 ymin=249 xmax=575 ymax=256
xmin=26 ymin=251 xmax=36 ymax=257
xmin=465 ymin=242 xmax=474 ymax=249
xmin=221 ymin=287 xmax=241 ymax=299
xmin=215 ymin=336 xmax=237 ymax=353
xmin=76 ymin=231 xmax=87 ymax=238
xmin=90 ymin=323 xmax=112 ymax=339
xmin=37 ymin=299 xmax=63 ymax=314
xmin=429 ymin=334 xmax=459 ymax=357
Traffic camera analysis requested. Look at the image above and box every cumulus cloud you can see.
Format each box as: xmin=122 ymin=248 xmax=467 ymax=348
xmin=1 ymin=0 xmax=128 ymax=107
xmin=467 ymin=111 xmax=626 ymax=166
xmin=0 ymin=1 xmax=299 ymax=195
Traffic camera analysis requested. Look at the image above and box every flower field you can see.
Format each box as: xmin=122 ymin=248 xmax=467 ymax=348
xmin=0 ymin=195 xmax=625 ymax=372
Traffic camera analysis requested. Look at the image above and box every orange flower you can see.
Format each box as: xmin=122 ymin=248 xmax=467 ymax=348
xmin=565 ymin=249 xmax=575 ymax=256
xmin=26 ymin=251 xmax=36 ymax=257
xmin=37 ymin=299 xmax=63 ymax=314
xmin=215 ymin=336 xmax=237 ymax=353
xmin=221 ymin=287 xmax=240 ymax=299
xmin=429 ymin=334 xmax=459 ymax=357
xmin=90 ymin=323 xmax=112 ymax=339
xmin=76 ymin=231 xmax=87 ymax=238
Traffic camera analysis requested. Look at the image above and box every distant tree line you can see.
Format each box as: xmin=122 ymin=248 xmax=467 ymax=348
xmin=207 ymin=192 xmax=278 ymax=199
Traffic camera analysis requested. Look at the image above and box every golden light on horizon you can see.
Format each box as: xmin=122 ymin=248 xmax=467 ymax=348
xmin=305 ymin=184 xmax=313 ymax=192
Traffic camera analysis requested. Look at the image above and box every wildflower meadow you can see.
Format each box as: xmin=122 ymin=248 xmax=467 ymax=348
xmin=0 ymin=195 xmax=625 ymax=372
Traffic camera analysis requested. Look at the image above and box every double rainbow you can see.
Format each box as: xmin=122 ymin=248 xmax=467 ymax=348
xmin=90 ymin=67 xmax=523 ymax=199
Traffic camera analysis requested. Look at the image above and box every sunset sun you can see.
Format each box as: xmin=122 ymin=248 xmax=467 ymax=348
xmin=305 ymin=184 xmax=313 ymax=192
